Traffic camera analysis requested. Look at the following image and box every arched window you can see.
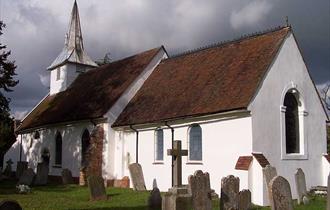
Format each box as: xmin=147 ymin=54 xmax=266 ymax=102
xmin=154 ymin=129 xmax=164 ymax=161
xmin=284 ymin=92 xmax=300 ymax=154
xmin=55 ymin=132 xmax=62 ymax=165
xmin=81 ymin=129 xmax=90 ymax=167
xmin=188 ymin=124 xmax=202 ymax=161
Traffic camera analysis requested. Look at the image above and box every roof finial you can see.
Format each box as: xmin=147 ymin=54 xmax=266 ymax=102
xmin=285 ymin=16 xmax=289 ymax=27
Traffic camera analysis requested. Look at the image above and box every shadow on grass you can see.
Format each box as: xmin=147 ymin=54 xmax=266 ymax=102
xmin=68 ymin=207 xmax=149 ymax=210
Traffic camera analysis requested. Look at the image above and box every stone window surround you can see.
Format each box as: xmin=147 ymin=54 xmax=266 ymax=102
xmin=280 ymin=82 xmax=308 ymax=160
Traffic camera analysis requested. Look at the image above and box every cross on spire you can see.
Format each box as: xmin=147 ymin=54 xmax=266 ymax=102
xmin=167 ymin=140 xmax=188 ymax=187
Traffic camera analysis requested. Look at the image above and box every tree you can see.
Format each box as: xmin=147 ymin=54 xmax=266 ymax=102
xmin=0 ymin=21 xmax=18 ymax=121
xmin=0 ymin=21 xmax=18 ymax=167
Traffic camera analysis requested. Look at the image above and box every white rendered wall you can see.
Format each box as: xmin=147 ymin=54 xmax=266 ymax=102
xmin=114 ymin=116 xmax=253 ymax=194
xmin=322 ymin=157 xmax=330 ymax=186
xmin=4 ymin=122 xmax=95 ymax=177
xmin=249 ymin=33 xmax=328 ymax=205
xmin=103 ymin=48 xmax=168 ymax=180
xmin=248 ymin=159 xmax=265 ymax=206
xmin=50 ymin=63 xmax=94 ymax=95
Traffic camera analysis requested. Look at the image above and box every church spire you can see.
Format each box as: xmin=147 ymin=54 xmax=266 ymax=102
xmin=48 ymin=0 xmax=97 ymax=70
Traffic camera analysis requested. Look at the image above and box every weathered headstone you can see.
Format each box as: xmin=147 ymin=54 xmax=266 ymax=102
xmin=148 ymin=187 xmax=162 ymax=210
xmin=188 ymin=170 xmax=212 ymax=210
xmin=18 ymin=168 xmax=35 ymax=186
xmin=16 ymin=161 xmax=28 ymax=179
xmin=62 ymin=168 xmax=73 ymax=184
xmin=268 ymin=176 xmax=293 ymax=210
xmin=220 ymin=175 xmax=239 ymax=210
xmin=129 ymin=163 xmax=146 ymax=191
xmin=87 ymin=175 xmax=107 ymax=201
xmin=35 ymin=162 xmax=49 ymax=185
xmin=153 ymin=178 xmax=158 ymax=189
xmin=327 ymin=173 xmax=330 ymax=210
xmin=0 ymin=200 xmax=22 ymax=210
xmin=3 ymin=159 xmax=13 ymax=177
xmin=238 ymin=189 xmax=251 ymax=210
xmin=263 ymin=165 xmax=277 ymax=188
xmin=167 ymin=140 xmax=188 ymax=187
xmin=162 ymin=186 xmax=192 ymax=210
xmin=294 ymin=168 xmax=308 ymax=205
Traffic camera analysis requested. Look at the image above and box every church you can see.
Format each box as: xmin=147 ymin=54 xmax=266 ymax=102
xmin=5 ymin=1 xmax=329 ymax=206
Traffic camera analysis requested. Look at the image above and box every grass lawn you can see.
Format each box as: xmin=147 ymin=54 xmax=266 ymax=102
xmin=0 ymin=180 xmax=326 ymax=210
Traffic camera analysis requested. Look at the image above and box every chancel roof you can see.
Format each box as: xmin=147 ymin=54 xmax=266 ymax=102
xmin=17 ymin=47 xmax=162 ymax=132
xmin=113 ymin=27 xmax=290 ymax=127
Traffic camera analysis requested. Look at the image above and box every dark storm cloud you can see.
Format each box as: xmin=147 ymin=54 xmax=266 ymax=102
xmin=1 ymin=0 xmax=329 ymax=118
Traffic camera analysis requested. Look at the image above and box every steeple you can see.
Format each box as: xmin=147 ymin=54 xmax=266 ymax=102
xmin=48 ymin=1 xmax=97 ymax=95
xmin=48 ymin=0 xmax=97 ymax=70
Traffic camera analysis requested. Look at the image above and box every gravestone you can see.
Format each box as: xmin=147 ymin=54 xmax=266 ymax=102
xmin=87 ymin=175 xmax=107 ymax=201
xmin=18 ymin=168 xmax=35 ymax=186
xmin=263 ymin=165 xmax=277 ymax=188
xmin=167 ymin=140 xmax=188 ymax=187
xmin=0 ymin=200 xmax=22 ymax=210
xmin=294 ymin=168 xmax=308 ymax=205
xmin=327 ymin=173 xmax=330 ymax=210
xmin=153 ymin=178 xmax=158 ymax=188
xmin=62 ymin=168 xmax=73 ymax=184
xmin=220 ymin=175 xmax=239 ymax=210
xmin=238 ymin=189 xmax=251 ymax=210
xmin=16 ymin=161 xmax=28 ymax=179
xmin=35 ymin=162 xmax=49 ymax=185
xmin=129 ymin=163 xmax=146 ymax=191
xmin=268 ymin=176 xmax=293 ymax=210
xmin=148 ymin=187 xmax=162 ymax=210
xmin=188 ymin=170 xmax=212 ymax=210
xmin=3 ymin=159 xmax=13 ymax=177
xmin=162 ymin=140 xmax=191 ymax=210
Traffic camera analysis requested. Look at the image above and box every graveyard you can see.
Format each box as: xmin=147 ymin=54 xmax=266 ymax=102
xmin=0 ymin=179 xmax=326 ymax=210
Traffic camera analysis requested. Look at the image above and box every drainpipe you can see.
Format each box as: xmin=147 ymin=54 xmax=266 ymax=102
xmin=165 ymin=122 xmax=174 ymax=187
xmin=19 ymin=134 xmax=22 ymax=162
xmin=130 ymin=125 xmax=139 ymax=163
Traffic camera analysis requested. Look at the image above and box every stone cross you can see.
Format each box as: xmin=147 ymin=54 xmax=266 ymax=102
xmin=167 ymin=140 xmax=188 ymax=187
xmin=269 ymin=176 xmax=293 ymax=210
xmin=294 ymin=168 xmax=308 ymax=205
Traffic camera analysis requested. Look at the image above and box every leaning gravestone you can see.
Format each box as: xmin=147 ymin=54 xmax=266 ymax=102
xmin=148 ymin=187 xmax=162 ymax=210
xmin=87 ymin=175 xmax=107 ymax=201
xmin=238 ymin=189 xmax=251 ymax=210
xmin=0 ymin=200 xmax=22 ymax=210
xmin=62 ymin=168 xmax=73 ymax=185
xmin=16 ymin=161 xmax=28 ymax=179
xmin=3 ymin=159 xmax=13 ymax=177
xmin=269 ymin=176 xmax=293 ymax=210
xmin=35 ymin=162 xmax=49 ymax=185
xmin=18 ymin=168 xmax=35 ymax=186
xmin=327 ymin=173 xmax=330 ymax=210
xmin=129 ymin=163 xmax=146 ymax=191
xmin=189 ymin=170 xmax=212 ymax=210
xmin=220 ymin=175 xmax=239 ymax=210
xmin=294 ymin=168 xmax=308 ymax=205
xmin=263 ymin=165 xmax=277 ymax=188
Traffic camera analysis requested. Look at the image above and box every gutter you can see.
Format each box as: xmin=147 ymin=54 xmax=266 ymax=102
xmin=130 ymin=125 xmax=139 ymax=164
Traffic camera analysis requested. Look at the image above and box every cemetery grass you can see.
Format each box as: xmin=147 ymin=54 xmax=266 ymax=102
xmin=0 ymin=181 xmax=326 ymax=210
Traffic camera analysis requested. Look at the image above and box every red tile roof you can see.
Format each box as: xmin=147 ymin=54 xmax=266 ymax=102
xmin=235 ymin=156 xmax=253 ymax=170
xmin=113 ymin=27 xmax=290 ymax=127
xmin=17 ymin=47 xmax=162 ymax=133
xmin=252 ymin=153 xmax=270 ymax=168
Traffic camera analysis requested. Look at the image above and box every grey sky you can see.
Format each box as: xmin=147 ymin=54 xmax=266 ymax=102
xmin=0 ymin=0 xmax=329 ymax=119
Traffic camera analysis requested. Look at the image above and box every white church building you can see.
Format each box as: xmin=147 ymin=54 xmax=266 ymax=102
xmin=5 ymin=1 xmax=329 ymax=206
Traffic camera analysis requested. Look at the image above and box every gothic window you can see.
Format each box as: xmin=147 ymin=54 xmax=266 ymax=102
xmin=284 ymin=92 xmax=300 ymax=154
xmin=55 ymin=132 xmax=62 ymax=165
xmin=188 ymin=124 xmax=202 ymax=161
xmin=56 ymin=68 xmax=61 ymax=80
xmin=155 ymin=129 xmax=164 ymax=161
xmin=81 ymin=129 xmax=90 ymax=167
